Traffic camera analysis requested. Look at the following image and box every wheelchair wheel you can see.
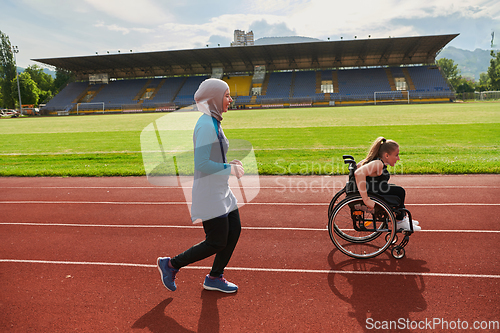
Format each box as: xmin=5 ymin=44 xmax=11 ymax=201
xmin=329 ymin=195 xmax=397 ymax=259
xmin=329 ymin=195 xmax=382 ymax=245
xmin=391 ymin=246 xmax=405 ymax=259
xmin=328 ymin=186 xmax=346 ymax=220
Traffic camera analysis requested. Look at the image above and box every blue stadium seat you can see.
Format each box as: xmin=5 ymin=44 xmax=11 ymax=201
xmin=292 ymin=71 xmax=317 ymax=99
xmin=152 ymin=77 xmax=186 ymax=103
xmin=43 ymin=81 xmax=89 ymax=111
xmin=91 ymin=78 xmax=148 ymax=105
xmin=42 ymin=65 xmax=452 ymax=113
xmin=407 ymin=66 xmax=450 ymax=92
xmin=337 ymin=68 xmax=391 ymax=99
xmin=264 ymin=72 xmax=292 ymax=100
xmin=173 ymin=76 xmax=208 ymax=106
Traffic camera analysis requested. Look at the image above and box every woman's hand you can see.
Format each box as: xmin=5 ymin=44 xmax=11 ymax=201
xmin=230 ymin=160 xmax=244 ymax=178
xmin=364 ymin=198 xmax=375 ymax=210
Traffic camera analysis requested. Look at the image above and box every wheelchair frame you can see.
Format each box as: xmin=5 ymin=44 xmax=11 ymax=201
xmin=328 ymin=155 xmax=414 ymax=259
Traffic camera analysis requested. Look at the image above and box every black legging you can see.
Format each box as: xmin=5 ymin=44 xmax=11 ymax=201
xmin=370 ymin=183 xmax=406 ymax=220
xmin=170 ymin=209 xmax=241 ymax=277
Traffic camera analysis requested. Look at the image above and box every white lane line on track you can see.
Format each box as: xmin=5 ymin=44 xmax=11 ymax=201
xmin=0 ymin=201 xmax=499 ymax=206
xmin=1 ymin=259 xmax=499 ymax=279
xmin=1 ymin=222 xmax=499 ymax=233
xmin=1 ymin=185 xmax=499 ymax=189
xmin=0 ymin=200 xmax=496 ymax=206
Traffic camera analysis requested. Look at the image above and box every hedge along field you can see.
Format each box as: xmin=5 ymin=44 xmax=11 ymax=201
xmin=0 ymin=102 xmax=499 ymax=176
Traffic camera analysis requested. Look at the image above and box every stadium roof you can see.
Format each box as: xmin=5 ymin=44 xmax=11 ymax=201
xmin=34 ymin=34 xmax=458 ymax=80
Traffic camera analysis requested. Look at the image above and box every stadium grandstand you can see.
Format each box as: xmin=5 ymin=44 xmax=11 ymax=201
xmin=34 ymin=34 xmax=459 ymax=115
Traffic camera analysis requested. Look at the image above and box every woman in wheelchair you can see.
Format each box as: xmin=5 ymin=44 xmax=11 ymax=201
xmin=354 ymin=137 xmax=421 ymax=231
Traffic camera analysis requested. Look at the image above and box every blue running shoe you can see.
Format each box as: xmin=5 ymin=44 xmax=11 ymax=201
xmin=157 ymin=257 xmax=179 ymax=291
xmin=203 ymin=274 xmax=238 ymax=293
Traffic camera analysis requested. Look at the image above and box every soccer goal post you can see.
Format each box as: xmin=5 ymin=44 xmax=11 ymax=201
xmin=478 ymin=91 xmax=500 ymax=101
xmin=76 ymin=102 xmax=105 ymax=115
xmin=374 ymin=91 xmax=410 ymax=105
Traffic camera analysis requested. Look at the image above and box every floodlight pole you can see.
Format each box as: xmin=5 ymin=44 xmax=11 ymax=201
xmin=12 ymin=46 xmax=23 ymax=115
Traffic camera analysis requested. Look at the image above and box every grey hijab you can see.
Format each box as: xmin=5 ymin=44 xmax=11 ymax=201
xmin=194 ymin=78 xmax=229 ymax=122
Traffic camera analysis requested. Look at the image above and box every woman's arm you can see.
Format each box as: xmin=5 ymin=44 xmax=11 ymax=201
xmin=354 ymin=160 xmax=384 ymax=209
xmin=194 ymin=122 xmax=231 ymax=175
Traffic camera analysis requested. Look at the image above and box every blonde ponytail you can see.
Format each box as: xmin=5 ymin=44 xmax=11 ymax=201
xmin=359 ymin=137 xmax=399 ymax=166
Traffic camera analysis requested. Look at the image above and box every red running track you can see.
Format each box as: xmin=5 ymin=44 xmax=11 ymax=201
xmin=1 ymin=175 xmax=499 ymax=332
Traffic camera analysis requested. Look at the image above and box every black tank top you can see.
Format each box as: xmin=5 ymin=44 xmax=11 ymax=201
xmin=366 ymin=158 xmax=390 ymax=193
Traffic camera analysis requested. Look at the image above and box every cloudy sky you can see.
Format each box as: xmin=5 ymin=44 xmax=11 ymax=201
xmin=2 ymin=0 xmax=499 ymax=68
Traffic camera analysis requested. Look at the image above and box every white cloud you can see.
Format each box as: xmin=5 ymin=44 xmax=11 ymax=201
xmin=281 ymin=0 xmax=500 ymax=44
xmin=94 ymin=22 xmax=155 ymax=35
xmin=5 ymin=0 xmax=500 ymax=68
xmin=245 ymin=0 xmax=309 ymax=15
xmin=94 ymin=22 xmax=131 ymax=35
xmin=83 ymin=0 xmax=174 ymax=24
xmin=149 ymin=14 xmax=290 ymax=49
xmin=249 ymin=20 xmax=296 ymax=38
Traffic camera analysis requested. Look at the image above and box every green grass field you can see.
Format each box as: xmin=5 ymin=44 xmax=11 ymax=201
xmin=0 ymin=102 xmax=499 ymax=176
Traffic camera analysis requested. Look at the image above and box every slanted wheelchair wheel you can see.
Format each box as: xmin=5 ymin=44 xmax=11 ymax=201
xmin=328 ymin=187 xmax=346 ymax=220
xmin=329 ymin=195 xmax=397 ymax=259
xmin=329 ymin=195 xmax=383 ymax=245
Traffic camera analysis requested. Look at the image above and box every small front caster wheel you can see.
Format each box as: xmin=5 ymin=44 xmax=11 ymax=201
xmin=392 ymin=246 xmax=405 ymax=259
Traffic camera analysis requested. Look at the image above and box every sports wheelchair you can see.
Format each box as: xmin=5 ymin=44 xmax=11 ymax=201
xmin=328 ymin=155 xmax=415 ymax=259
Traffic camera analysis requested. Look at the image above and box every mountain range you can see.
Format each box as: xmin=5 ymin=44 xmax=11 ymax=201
xmin=436 ymin=46 xmax=496 ymax=81
xmin=16 ymin=66 xmax=56 ymax=78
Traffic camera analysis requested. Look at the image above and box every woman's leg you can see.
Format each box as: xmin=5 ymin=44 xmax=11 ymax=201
xmin=170 ymin=214 xmax=231 ymax=270
xmin=209 ymin=209 xmax=241 ymax=277
xmin=385 ymin=184 xmax=406 ymax=220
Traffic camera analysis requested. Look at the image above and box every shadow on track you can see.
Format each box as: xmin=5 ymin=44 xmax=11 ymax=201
xmin=327 ymin=249 xmax=429 ymax=332
xmin=132 ymin=290 xmax=237 ymax=332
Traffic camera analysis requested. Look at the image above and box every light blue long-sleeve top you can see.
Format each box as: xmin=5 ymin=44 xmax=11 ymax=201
xmin=190 ymin=114 xmax=237 ymax=222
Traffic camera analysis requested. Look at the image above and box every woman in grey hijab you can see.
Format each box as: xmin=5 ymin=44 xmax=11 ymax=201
xmin=157 ymin=78 xmax=244 ymax=293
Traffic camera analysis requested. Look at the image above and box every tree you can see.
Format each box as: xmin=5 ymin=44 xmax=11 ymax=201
xmin=477 ymin=73 xmax=490 ymax=92
xmin=25 ymin=65 xmax=54 ymax=92
xmin=436 ymin=58 xmax=461 ymax=90
xmin=487 ymin=50 xmax=500 ymax=90
xmin=25 ymin=65 xmax=54 ymax=104
xmin=0 ymin=30 xmax=17 ymax=108
xmin=53 ymin=67 xmax=75 ymax=93
xmin=11 ymin=72 xmax=40 ymax=106
xmin=455 ymin=78 xmax=475 ymax=94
